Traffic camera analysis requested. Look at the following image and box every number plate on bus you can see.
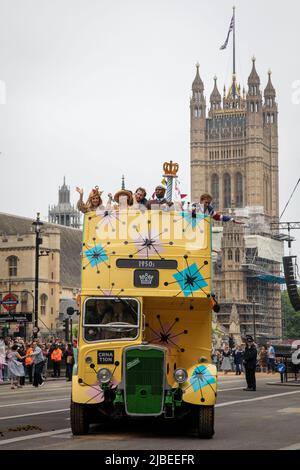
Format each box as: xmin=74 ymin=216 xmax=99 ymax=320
xmin=97 ymin=350 xmax=115 ymax=364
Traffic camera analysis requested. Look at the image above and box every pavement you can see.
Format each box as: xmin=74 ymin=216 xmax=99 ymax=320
xmin=1 ymin=373 xmax=300 ymax=450
xmin=0 ymin=375 xmax=67 ymax=386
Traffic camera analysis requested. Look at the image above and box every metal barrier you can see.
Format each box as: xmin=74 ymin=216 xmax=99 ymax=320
xmin=275 ymin=345 xmax=299 ymax=383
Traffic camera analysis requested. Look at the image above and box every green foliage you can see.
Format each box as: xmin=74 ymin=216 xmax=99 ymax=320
xmin=282 ymin=289 xmax=300 ymax=338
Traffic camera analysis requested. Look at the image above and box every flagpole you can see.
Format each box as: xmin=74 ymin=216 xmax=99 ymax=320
xmin=233 ymin=5 xmax=236 ymax=76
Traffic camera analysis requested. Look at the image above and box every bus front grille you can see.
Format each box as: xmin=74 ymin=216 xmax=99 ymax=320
xmin=124 ymin=347 xmax=165 ymax=415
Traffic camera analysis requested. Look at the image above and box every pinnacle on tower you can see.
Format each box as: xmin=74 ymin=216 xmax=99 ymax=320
xmin=192 ymin=63 xmax=204 ymax=92
xmin=210 ymin=76 xmax=221 ymax=110
xmin=121 ymin=175 xmax=125 ymax=190
xmin=264 ymin=70 xmax=276 ymax=98
xmin=248 ymin=57 xmax=260 ymax=86
xmin=210 ymin=76 xmax=221 ymax=101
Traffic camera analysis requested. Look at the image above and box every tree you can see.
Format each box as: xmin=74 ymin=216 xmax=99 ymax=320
xmin=281 ymin=290 xmax=300 ymax=339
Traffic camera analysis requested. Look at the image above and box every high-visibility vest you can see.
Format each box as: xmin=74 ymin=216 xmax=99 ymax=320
xmin=25 ymin=348 xmax=33 ymax=366
xmin=51 ymin=348 xmax=62 ymax=362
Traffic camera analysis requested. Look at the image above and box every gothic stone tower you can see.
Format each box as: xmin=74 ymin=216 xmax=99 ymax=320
xmin=190 ymin=60 xmax=282 ymax=340
xmin=48 ymin=177 xmax=81 ymax=228
xmin=191 ymin=58 xmax=278 ymax=220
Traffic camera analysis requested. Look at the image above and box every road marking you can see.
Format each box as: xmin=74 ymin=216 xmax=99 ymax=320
xmin=280 ymin=442 xmax=300 ymax=450
xmin=0 ymin=428 xmax=71 ymax=446
xmin=0 ymin=398 xmax=69 ymax=408
xmin=277 ymin=407 xmax=300 ymax=414
xmin=218 ymin=387 xmax=243 ymax=392
xmin=0 ymin=409 xmax=69 ymax=421
xmin=216 ymin=390 xmax=300 ymax=408
xmin=0 ymin=386 xmax=69 ymax=397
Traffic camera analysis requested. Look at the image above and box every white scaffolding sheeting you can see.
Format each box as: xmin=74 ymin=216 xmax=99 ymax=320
xmin=212 ymin=227 xmax=223 ymax=261
xmin=245 ymin=235 xmax=284 ymax=263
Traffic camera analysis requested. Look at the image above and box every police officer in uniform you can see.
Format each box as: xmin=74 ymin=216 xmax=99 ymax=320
xmin=243 ymin=335 xmax=257 ymax=391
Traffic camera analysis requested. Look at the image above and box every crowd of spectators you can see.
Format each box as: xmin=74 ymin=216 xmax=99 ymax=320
xmin=212 ymin=341 xmax=278 ymax=375
xmin=0 ymin=335 xmax=77 ymax=388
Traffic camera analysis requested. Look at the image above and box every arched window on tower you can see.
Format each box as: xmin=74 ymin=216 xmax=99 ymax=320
xmin=211 ymin=174 xmax=219 ymax=208
xmin=264 ymin=176 xmax=270 ymax=213
xmin=223 ymin=173 xmax=231 ymax=208
xmin=21 ymin=291 xmax=28 ymax=313
xmin=7 ymin=255 xmax=18 ymax=277
xmin=228 ymin=249 xmax=233 ymax=261
xmin=235 ymin=173 xmax=243 ymax=208
xmin=40 ymin=294 xmax=48 ymax=316
xmin=235 ymin=249 xmax=240 ymax=263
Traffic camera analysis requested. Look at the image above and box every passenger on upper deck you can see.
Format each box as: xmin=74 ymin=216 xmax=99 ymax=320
xmin=113 ymin=189 xmax=134 ymax=209
xmin=146 ymin=185 xmax=174 ymax=211
xmin=192 ymin=193 xmax=244 ymax=224
xmin=132 ymin=187 xmax=148 ymax=209
xmin=76 ymin=186 xmax=105 ymax=214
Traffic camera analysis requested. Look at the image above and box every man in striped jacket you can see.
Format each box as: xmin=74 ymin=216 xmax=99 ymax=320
xmin=192 ymin=193 xmax=244 ymax=224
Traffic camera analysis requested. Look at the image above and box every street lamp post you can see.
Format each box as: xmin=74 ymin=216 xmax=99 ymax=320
xmin=32 ymin=213 xmax=43 ymax=329
xmin=32 ymin=213 xmax=50 ymax=331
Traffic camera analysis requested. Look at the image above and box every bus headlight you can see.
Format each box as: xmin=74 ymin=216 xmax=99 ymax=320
xmin=97 ymin=368 xmax=112 ymax=384
xmin=174 ymin=368 xmax=188 ymax=384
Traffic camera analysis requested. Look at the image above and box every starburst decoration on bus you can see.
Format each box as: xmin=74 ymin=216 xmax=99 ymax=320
xmin=182 ymin=364 xmax=217 ymax=401
xmin=164 ymin=256 xmax=210 ymax=298
xmin=145 ymin=315 xmax=187 ymax=353
xmin=95 ymin=208 xmax=124 ymax=231
xmin=83 ymin=242 xmax=110 ymax=273
xmin=179 ymin=211 xmax=207 ymax=230
xmin=123 ymin=222 xmax=172 ymax=259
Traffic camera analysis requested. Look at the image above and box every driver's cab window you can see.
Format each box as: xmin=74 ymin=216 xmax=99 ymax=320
xmin=83 ymin=297 xmax=139 ymax=342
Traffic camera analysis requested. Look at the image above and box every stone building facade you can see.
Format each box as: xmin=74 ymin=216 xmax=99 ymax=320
xmin=0 ymin=213 xmax=81 ymax=338
xmin=190 ymin=59 xmax=283 ymax=340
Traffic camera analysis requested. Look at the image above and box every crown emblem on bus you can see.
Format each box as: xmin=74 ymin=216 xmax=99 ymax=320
xmin=163 ymin=160 xmax=179 ymax=176
xmin=139 ymin=273 xmax=154 ymax=285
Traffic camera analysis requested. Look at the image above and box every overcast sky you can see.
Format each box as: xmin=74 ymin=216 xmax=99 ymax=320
xmin=0 ymin=0 xmax=299 ymax=258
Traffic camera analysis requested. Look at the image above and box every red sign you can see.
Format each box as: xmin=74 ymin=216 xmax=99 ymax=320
xmin=1 ymin=294 xmax=19 ymax=311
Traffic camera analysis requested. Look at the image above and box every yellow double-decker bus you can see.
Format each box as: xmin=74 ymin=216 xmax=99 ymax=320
xmin=71 ymin=207 xmax=217 ymax=438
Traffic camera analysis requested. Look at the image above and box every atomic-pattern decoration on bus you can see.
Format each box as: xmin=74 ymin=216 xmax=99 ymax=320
xmin=81 ymin=210 xmax=212 ymax=298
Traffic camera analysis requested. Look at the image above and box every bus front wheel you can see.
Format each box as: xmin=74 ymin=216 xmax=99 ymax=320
xmin=188 ymin=405 xmax=215 ymax=439
xmin=70 ymin=400 xmax=90 ymax=435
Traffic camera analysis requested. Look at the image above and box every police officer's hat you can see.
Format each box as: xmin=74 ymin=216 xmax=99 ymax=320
xmin=246 ymin=335 xmax=254 ymax=342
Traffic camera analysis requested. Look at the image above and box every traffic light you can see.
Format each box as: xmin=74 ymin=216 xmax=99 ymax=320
xmin=63 ymin=319 xmax=69 ymax=341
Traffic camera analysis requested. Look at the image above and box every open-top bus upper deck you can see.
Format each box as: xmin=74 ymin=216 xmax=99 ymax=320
xmin=81 ymin=208 xmax=212 ymax=299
